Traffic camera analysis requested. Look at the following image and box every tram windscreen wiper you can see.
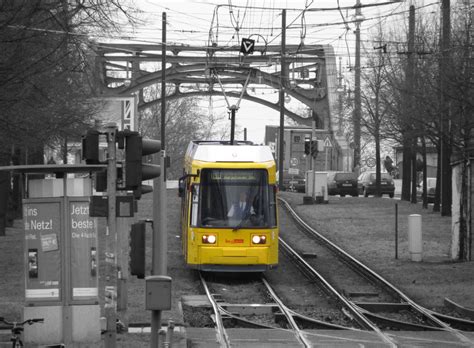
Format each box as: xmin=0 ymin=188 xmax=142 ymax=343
xmin=232 ymin=214 xmax=251 ymax=231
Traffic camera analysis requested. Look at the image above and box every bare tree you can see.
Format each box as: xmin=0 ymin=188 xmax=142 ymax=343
xmin=138 ymin=85 xmax=230 ymax=178
xmin=0 ymin=0 xmax=138 ymax=232
xmin=360 ymin=42 xmax=392 ymax=197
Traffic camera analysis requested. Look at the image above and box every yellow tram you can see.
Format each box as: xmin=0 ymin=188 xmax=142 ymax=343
xmin=178 ymin=141 xmax=279 ymax=272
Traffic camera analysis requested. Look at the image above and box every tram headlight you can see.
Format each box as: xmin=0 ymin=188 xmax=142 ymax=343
xmin=251 ymin=235 xmax=266 ymax=244
xmin=202 ymin=234 xmax=217 ymax=244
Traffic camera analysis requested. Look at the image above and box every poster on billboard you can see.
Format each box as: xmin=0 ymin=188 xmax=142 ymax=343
xmin=23 ymin=200 xmax=62 ymax=302
xmin=69 ymin=200 xmax=99 ymax=300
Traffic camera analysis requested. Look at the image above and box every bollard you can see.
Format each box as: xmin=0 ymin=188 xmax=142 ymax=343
xmin=408 ymin=214 xmax=422 ymax=262
xmin=164 ymin=320 xmax=175 ymax=348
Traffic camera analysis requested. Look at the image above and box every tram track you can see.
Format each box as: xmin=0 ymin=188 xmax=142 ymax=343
xmin=198 ymin=271 xmax=311 ymax=347
xmin=181 ymin=197 xmax=473 ymax=347
xmin=279 ymin=197 xmax=474 ymax=345
xmin=197 ymin=266 xmax=395 ymax=347
xmin=198 ymin=269 xmax=391 ymax=346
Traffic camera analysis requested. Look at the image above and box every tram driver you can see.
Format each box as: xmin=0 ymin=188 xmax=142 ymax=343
xmin=227 ymin=191 xmax=255 ymax=220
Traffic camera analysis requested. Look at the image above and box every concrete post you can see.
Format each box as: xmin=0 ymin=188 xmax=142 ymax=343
xmin=408 ymin=214 xmax=422 ymax=262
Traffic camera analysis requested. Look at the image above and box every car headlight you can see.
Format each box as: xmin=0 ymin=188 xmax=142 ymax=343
xmin=252 ymin=235 xmax=266 ymax=244
xmin=202 ymin=234 xmax=217 ymax=244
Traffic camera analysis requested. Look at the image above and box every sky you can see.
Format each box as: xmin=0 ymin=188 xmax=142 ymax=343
xmin=110 ymin=0 xmax=440 ymax=143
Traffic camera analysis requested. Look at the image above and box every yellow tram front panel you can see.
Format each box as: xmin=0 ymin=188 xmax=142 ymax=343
xmin=186 ymin=227 xmax=278 ymax=271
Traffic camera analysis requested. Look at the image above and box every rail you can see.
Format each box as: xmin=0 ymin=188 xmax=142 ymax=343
xmin=279 ymin=196 xmax=474 ymax=344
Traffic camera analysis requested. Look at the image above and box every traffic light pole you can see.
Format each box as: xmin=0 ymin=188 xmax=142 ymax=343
xmin=311 ymin=120 xmax=316 ymax=201
xmin=151 ymin=11 xmax=167 ymax=348
xmin=104 ymin=123 xmax=118 ymax=347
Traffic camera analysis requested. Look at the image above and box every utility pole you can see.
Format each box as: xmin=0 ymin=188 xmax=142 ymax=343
xmin=353 ymin=0 xmax=362 ymax=175
xmin=407 ymin=5 xmax=417 ymax=204
xmin=400 ymin=3 xmax=416 ymax=202
xmin=151 ymin=11 xmax=168 ymax=348
xmin=278 ymin=9 xmax=286 ymax=190
xmin=440 ymin=0 xmax=452 ymax=216
xmin=337 ymin=57 xmax=344 ymax=136
xmin=104 ymin=123 xmax=118 ymax=348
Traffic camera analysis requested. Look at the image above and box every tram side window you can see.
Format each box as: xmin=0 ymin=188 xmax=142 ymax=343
xmin=190 ymin=184 xmax=199 ymax=227
xmin=268 ymin=185 xmax=277 ymax=227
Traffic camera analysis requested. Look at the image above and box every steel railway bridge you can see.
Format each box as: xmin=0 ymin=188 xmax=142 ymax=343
xmin=94 ymin=42 xmax=353 ymax=171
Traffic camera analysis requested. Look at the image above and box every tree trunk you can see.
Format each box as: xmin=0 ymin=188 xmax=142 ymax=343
xmin=401 ymin=139 xmax=412 ymax=201
xmin=433 ymin=145 xmax=441 ymax=212
xmin=411 ymin=137 xmax=418 ymax=203
xmin=375 ymin=124 xmax=381 ymax=197
xmin=421 ymin=137 xmax=428 ymax=209
xmin=0 ymin=151 xmax=10 ymax=236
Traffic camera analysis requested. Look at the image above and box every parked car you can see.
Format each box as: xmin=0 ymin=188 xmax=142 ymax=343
xmin=358 ymin=172 xmax=395 ymax=198
xmin=327 ymin=172 xmax=359 ymax=197
xmin=417 ymin=177 xmax=436 ymax=203
xmin=276 ymin=170 xmax=306 ymax=193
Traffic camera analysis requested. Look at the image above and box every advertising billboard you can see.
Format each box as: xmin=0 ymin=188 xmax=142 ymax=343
xmin=24 ymin=200 xmax=62 ymax=303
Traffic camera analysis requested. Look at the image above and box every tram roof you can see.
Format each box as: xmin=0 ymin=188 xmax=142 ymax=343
xmin=187 ymin=141 xmax=274 ymax=163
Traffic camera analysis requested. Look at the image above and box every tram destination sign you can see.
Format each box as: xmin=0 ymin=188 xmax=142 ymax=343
xmin=209 ymin=169 xmax=262 ymax=182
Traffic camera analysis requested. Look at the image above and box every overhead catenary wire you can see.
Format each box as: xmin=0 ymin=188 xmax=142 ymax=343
xmin=12 ymin=1 xmax=450 ymax=69
xmin=13 ymin=1 xmax=441 ymax=53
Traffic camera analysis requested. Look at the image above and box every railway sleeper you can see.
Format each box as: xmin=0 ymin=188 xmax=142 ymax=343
xmin=354 ymin=302 xmax=411 ymax=313
xmin=348 ymin=291 xmax=380 ymax=298
xmin=219 ymin=303 xmax=279 ymax=316
xmin=221 ymin=315 xmax=277 ymax=329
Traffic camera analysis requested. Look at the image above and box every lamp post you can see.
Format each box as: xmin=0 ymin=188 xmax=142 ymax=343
xmin=336 ymin=57 xmax=345 ymax=136
xmin=353 ymin=0 xmax=364 ymax=175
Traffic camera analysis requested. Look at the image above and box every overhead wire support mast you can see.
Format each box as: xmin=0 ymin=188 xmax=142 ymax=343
xmin=278 ymin=9 xmax=286 ymax=191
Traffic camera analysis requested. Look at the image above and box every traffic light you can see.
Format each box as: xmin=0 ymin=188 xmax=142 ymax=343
xmin=82 ymin=130 xmax=100 ymax=164
xmin=129 ymin=221 xmax=146 ymax=279
xmin=118 ymin=130 xmax=161 ymax=198
xmin=311 ymin=140 xmax=318 ymax=158
xmin=304 ymin=138 xmax=311 ymax=155
xmin=94 ymin=170 xmax=107 ymax=192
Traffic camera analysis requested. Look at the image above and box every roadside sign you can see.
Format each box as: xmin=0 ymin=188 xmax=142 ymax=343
xmin=268 ymin=142 xmax=276 ymax=153
xmin=290 ymin=157 xmax=299 ymax=167
xmin=324 ymin=136 xmax=333 ymax=148
xmin=240 ymin=38 xmax=255 ymax=55
xmin=288 ymin=168 xmax=299 ymax=175
xmin=366 ymin=157 xmax=376 ymax=167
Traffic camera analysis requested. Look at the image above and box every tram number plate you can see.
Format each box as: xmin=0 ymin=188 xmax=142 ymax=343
xmin=342 ymin=184 xmax=352 ymax=186
xmin=289 ymin=180 xmax=298 ymax=184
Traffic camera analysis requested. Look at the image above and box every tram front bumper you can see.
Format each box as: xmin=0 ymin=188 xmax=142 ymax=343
xmin=198 ymin=246 xmax=271 ymax=266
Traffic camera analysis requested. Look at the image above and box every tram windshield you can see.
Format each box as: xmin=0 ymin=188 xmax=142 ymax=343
xmin=197 ymin=169 xmax=277 ymax=229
